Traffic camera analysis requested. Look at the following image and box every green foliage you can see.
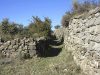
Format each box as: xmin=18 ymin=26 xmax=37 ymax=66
xmin=28 ymin=16 xmax=52 ymax=38
xmin=8 ymin=23 xmax=18 ymax=35
xmin=54 ymin=25 xmax=61 ymax=29
xmin=0 ymin=17 xmax=52 ymax=41
xmin=1 ymin=18 xmax=10 ymax=34
xmin=62 ymin=0 xmax=99 ymax=27
xmin=72 ymin=0 xmax=98 ymax=13
xmin=1 ymin=34 xmax=13 ymax=42
xmin=62 ymin=12 xmax=72 ymax=27
xmin=0 ymin=18 xmax=25 ymax=41
xmin=72 ymin=0 xmax=79 ymax=12
xmin=1 ymin=18 xmax=20 ymax=35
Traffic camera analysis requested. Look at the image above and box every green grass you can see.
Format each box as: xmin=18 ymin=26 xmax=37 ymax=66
xmin=0 ymin=42 xmax=85 ymax=75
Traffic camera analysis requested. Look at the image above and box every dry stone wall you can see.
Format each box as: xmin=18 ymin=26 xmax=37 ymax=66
xmin=0 ymin=37 xmax=37 ymax=59
xmin=54 ymin=28 xmax=65 ymax=39
xmin=0 ymin=37 xmax=49 ymax=60
xmin=64 ymin=7 xmax=100 ymax=75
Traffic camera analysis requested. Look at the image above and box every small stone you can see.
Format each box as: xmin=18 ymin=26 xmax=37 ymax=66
xmin=13 ymin=45 xmax=19 ymax=50
xmin=23 ymin=46 xmax=28 ymax=50
xmin=29 ymin=50 xmax=36 ymax=58
xmin=11 ymin=40 xmax=16 ymax=45
xmin=94 ymin=16 xmax=100 ymax=25
xmin=95 ymin=13 xmax=100 ymax=17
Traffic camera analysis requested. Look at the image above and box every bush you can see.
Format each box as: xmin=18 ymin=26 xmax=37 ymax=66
xmin=62 ymin=0 xmax=99 ymax=27
xmin=0 ymin=16 xmax=52 ymax=41
xmin=1 ymin=34 xmax=13 ymax=42
xmin=28 ymin=16 xmax=52 ymax=38
xmin=61 ymin=12 xmax=73 ymax=27
xmin=0 ymin=18 xmax=30 ymax=41
xmin=54 ymin=25 xmax=61 ymax=29
xmin=72 ymin=0 xmax=98 ymax=14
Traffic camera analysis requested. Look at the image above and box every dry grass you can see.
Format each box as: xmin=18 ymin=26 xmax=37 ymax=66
xmin=0 ymin=43 xmax=85 ymax=75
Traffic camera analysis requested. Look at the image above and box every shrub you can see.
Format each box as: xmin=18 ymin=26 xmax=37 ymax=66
xmin=61 ymin=12 xmax=72 ymax=27
xmin=54 ymin=25 xmax=61 ymax=29
xmin=62 ymin=0 xmax=99 ymax=27
xmin=0 ymin=16 xmax=52 ymax=41
xmin=28 ymin=16 xmax=52 ymax=38
xmin=0 ymin=18 xmax=30 ymax=41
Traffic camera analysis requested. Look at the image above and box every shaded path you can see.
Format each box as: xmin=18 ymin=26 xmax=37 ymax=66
xmin=0 ymin=38 xmax=85 ymax=75
xmin=44 ymin=39 xmax=63 ymax=57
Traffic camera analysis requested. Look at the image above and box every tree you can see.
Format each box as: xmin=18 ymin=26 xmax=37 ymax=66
xmin=72 ymin=0 xmax=79 ymax=12
xmin=8 ymin=22 xmax=18 ymax=35
xmin=43 ymin=17 xmax=51 ymax=36
xmin=28 ymin=16 xmax=52 ymax=37
xmin=61 ymin=12 xmax=71 ymax=27
xmin=17 ymin=24 xmax=24 ymax=33
xmin=62 ymin=0 xmax=99 ymax=28
xmin=54 ymin=25 xmax=60 ymax=29
xmin=1 ymin=18 xmax=9 ymax=34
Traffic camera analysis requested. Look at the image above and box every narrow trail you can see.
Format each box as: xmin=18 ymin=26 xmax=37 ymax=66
xmin=0 ymin=38 xmax=85 ymax=75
